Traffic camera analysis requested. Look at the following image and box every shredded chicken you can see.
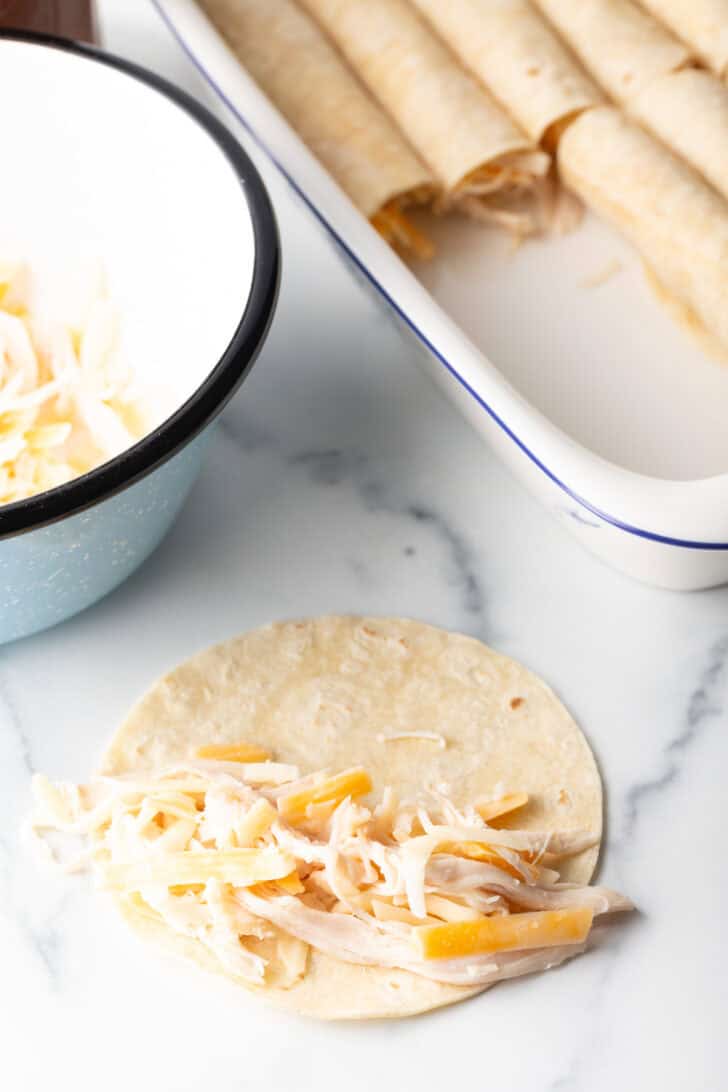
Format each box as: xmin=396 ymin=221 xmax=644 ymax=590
xmin=449 ymin=151 xmax=557 ymax=239
xmin=30 ymin=749 xmax=631 ymax=991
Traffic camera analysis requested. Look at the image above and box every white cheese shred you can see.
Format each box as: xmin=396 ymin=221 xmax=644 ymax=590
xmin=375 ymin=731 xmax=447 ymax=749
xmin=0 ymin=261 xmax=146 ymax=506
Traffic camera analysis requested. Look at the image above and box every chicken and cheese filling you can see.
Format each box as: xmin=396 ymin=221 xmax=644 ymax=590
xmin=31 ymin=743 xmax=630 ymax=990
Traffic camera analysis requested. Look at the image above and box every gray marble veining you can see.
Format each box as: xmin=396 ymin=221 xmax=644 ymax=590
xmin=620 ymin=633 xmax=728 ymax=844
xmin=288 ymin=447 xmax=486 ymax=621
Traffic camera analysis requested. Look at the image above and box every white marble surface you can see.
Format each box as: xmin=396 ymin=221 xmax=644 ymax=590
xmin=2 ymin=3 xmax=727 ymax=1089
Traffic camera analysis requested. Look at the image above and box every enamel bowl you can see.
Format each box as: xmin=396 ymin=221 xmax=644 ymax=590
xmin=0 ymin=32 xmax=279 ymax=644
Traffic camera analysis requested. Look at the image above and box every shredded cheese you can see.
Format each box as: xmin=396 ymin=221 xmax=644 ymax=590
xmin=272 ymin=871 xmax=307 ymax=896
xmin=423 ymin=894 xmax=482 ymax=923
xmin=234 ymin=798 xmax=277 ymax=847
xmin=371 ymin=898 xmax=431 ymax=925
xmin=0 ymin=261 xmax=146 ymax=505
xmin=376 ymin=731 xmax=447 ymax=748
xmin=580 ymin=259 xmax=624 ymax=290
xmin=193 ymin=760 xmax=300 ymax=786
xmin=475 ymin=793 xmax=529 ymax=824
xmin=413 ymin=907 xmax=594 ymax=960
xmin=195 ymin=743 xmax=271 ymax=763
xmin=277 ymin=767 xmax=373 ymax=822
xmin=370 ymin=203 xmax=434 ymax=260
xmin=100 ymin=847 xmax=296 ymax=890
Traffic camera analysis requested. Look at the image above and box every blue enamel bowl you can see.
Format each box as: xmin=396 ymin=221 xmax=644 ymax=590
xmin=0 ymin=32 xmax=279 ymax=644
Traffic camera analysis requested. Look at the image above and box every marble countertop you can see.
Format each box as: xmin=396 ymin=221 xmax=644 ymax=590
xmin=3 ymin=3 xmax=727 ymax=1089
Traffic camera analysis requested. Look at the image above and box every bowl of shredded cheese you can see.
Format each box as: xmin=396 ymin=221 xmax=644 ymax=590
xmin=0 ymin=31 xmax=278 ymax=643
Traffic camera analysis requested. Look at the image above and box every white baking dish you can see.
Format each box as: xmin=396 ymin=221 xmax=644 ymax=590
xmin=154 ymin=0 xmax=728 ymax=590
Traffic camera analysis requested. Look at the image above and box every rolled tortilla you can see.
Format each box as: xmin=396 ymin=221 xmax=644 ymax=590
xmin=298 ymin=0 xmax=550 ymax=233
xmin=410 ymin=0 xmax=603 ymax=147
xmin=629 ymin=68 xmax=728 ymax=202
xmin=535 ymin=0 xmax=691 ymax=101
xmin=558 ymin=106 xmax=728 ymax=353
xmin=535 ymin=1 xmax=727 ymax=199
xmin=197 ymin=0 xmax=436 ymax=257
xmin=638 ymin=0 xmax=728 ymax=76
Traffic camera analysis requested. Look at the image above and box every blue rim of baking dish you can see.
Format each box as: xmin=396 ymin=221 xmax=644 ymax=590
xmin=0 ymin=29 xmax=279 ymax=542
xmin=153 ymin=1 xmax=728 ymax=554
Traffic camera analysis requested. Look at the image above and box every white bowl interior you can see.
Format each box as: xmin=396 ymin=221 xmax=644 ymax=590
xmin=414 ymin=211 xmax=728 ymax=482
xmin=0 ymin=38 xmax=256 ymax=429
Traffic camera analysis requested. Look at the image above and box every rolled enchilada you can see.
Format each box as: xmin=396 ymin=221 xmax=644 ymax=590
xmin=638 ymin=0 xmax=728 ymax=76
xmin=629 ymin=68 xmax=728 ymax=202
xmin=536 ymin=0 xmax=728 ymax=209
xmin=410 ymin=0 xmax=603 ymax=147
xmin=558 ymin=106 xmax=728 ymax=355
xmin=535 ymin=0 xmax=690 ymax=100
xmin=298 ymin=0 xmax=551 ymax=233
xmin=198 ymin=0 xmax=437 ymax=257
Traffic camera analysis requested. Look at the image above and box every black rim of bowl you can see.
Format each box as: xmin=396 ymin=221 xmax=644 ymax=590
xmin=0 ymin=30 xmax=280 ymax=541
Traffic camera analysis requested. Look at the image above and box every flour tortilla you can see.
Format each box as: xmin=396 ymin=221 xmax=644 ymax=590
xmin=410 ymin=0 xmax=602 ymax=145
xmin=102 ymin=616 xmax=603 ymax=1019
xmin=298 ymin=0 xmax=545 ymax=198
xmin=535 ymin=0 xmax=690 ymax=101
xmin=638 ymin=0 xmax=728 ymax=77
xmin=197 ymin=0 xmax=435 ymax=220
xmin=559 ymin=106 xmax=728 ymax=355
xmin=628 ymin=68 xmax=728 ymax=203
